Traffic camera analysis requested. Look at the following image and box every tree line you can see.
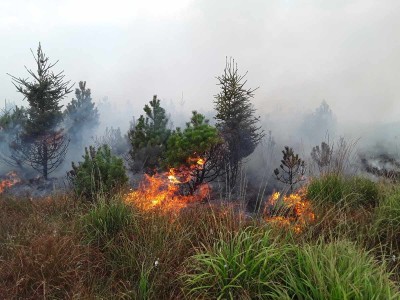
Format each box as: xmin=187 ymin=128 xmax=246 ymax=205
xmin=0 ymin=44 xmax=265 ymax=194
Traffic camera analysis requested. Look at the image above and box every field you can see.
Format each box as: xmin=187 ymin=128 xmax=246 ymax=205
xmin=0 ymin=174 xmax=399 ymax=299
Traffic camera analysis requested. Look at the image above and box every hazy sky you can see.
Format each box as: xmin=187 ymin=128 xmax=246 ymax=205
xmin=1 ymin=0 xmax=400 ymax=126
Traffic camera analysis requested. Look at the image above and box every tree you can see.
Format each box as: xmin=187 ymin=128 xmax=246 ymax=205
xmin=214 ymin=58 xmax=264 ymax=191
xmin=0 ymin=105 xmax=28 ymax=168
xmin=274 ymin=146 xmax=305 ymax=192
xmin=300 ymin=101 xmax=336 ymax=143
xmin=94 ymin=127 xmax=129 ymax=157
xmin=8 ymin=43 xmax=73 ymax=179
xmin=165 ymin=111 xmax=224 ymax=195
xmin=68 ymin=145 xmax=128 ymax=201
xmin=64 ymin=81 xmax=99 ymax=148
xmin=311 ymin=141 xmax=333 ymax=174
xmin=127 ymin=95 xmax=171 ymax=173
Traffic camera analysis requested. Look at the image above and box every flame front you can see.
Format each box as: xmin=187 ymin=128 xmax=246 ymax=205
xmin=265 ymin=189 xmax=315 ymax=233
xmin=0 ymin=171 xmax=21 ymax=194
xmin=125 ymin=158 xmax=210 ymax=212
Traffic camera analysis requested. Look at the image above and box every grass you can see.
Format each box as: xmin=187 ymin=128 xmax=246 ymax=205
xmin=0 ymin=174 xmax=399 ymax=299
xmin=307 ymin=174 xmax=379 ymax=207
xmin=282 ymin=240 xmax=398 ymax=299
xmin=81 ymin=197 xmax=134 ymax=246
xmin=181 ymin=227 xmax=290 ymax=299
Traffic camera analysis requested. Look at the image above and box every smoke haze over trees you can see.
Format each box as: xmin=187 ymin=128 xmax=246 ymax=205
xmin=1 ymin=1 xmax=400 ymax=186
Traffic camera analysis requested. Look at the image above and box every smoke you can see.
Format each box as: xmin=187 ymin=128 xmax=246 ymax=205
xmin=1 ymin=0 xmax=400 ymax=190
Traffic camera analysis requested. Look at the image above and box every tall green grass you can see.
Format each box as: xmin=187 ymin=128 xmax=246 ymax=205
xmin=307 ymin=174 xmax=379 ymax=207
xmin=181 ymin=227 xmax=289 ymax=299
xmin=282 ymin=240 xmax=399 ymax=299
xmin=81 ymin=197 xmax=134 ymax=246
xmin=373 ymin=188 xmax=400 ymax=235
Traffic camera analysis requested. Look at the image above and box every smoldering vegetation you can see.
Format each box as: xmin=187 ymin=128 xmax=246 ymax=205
xmin=1 ymin=44 xmax=400 ymax=299
xmin=2 ymin=70 xmax=400 ymax=198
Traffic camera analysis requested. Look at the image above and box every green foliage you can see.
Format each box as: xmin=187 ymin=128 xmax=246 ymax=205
xmin=81 ymin=199 xmax=133 ymax=246
xmin=283 ymin=240 xmax=398 ymax=300
xmin=69 ymin=145 xmax=128 ymax=200
xmin=307 ymin=174 xmax=379 ymax=207
xmin=0 ymin=105 xmax=27 ymax=133
xmin=181 ymin=228 xmax=288 ymax=299
xmin=7 ymin=43 xmax=73 ymax=178
xmin=0 ymin=105 xmax=28 ymax=167
xmin=64 ymin=81 xmax=99 ymax=144
xmin=9 ymin=43 xmax=72 ymax=137
xmin=127 ymin=95 xmax=171 ymax=173
xmin=274 ymin=146 xmax=306 ymax=192
xmin=165 ymin=111 xmax=221 ymax=167
xmin=214 ymin=58 xmax=264 ymax=189
xmin=165 ymin=111 xmax=224 ymax=194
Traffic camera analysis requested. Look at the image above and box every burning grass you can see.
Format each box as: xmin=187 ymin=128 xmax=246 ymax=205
xmin=0 ymin=175 xmax=399 ymax=299
xmin=264 ymin=189 xmax=315 ymax=233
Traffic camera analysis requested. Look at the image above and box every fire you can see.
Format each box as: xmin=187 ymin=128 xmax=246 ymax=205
xmin=125 ymin=157 xmax=210 ymax=212
xmin=264 ymin=189 xmax=315 ymax=233
xmin=0 ymin=171 xmax=21 ymax=194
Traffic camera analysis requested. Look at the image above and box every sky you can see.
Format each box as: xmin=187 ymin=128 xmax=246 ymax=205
xmin=1 ymin=0 xmax=400 ymax=129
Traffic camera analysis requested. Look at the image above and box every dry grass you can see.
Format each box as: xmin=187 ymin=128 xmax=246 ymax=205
xmin=0 ymin=180 xmax=399 ymax=299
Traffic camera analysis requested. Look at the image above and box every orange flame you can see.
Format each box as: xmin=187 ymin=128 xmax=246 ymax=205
xmin=265 ymin=188 xmax=315 ymax=233
xmin=0 ymin=171 xmax=21 ymax=194
xmin=124 ymin=157 xmax=210 ymax=212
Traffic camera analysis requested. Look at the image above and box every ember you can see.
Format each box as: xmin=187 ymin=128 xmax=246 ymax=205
xmin=125 ymin=158 xmax=210 ymax=212
xmin=0 ymin=171 xmax=21 ymax=194
xmin=264 ymin=189 xmax=315 ymax=233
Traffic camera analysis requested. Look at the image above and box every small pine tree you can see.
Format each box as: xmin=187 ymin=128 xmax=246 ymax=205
xmin=64 ymin=81 xmax=99 ymax=148
xmin=0 ymin=105 xmax=27 ymax=133
xmin=0 ymin=105 xmax=28 ymax=168
xmin=127 ymin=95 xmax=171 ymax=173
xmin=311 ymin=141 xmax=333 ymax=174
xmin=300 ymin=101 xmax=336 ymax=143
xmin=94 ymin=127 xmax=129 ymax=157
xmin=165 ymin=111 xmax=224 ymax=195
xmin=214 ymin=58 xmax=264 ymax=191
xmin=8 ymin=43 xmax=73 ymax=179
xmin=274 ymin=146 xmax=306 ymax=192
xmin=68 ymin=145 xmax=128 ymax=201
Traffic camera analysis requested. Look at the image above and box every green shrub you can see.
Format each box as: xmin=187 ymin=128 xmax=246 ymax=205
xmin=282 ymin=240 xmax=399 ymax=299
xmin=69 ymin=145 xmax=128 ymax=200
xmin=307 ymin=174 xmax=379 ymax=207
xmin=81 ymin=199 xmax=133 ymax=246
xmin=181 ymin=227 xmax=289 ymax=299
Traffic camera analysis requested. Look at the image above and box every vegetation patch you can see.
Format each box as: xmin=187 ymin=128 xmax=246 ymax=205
xmin=307 ymin=174 xmax=379 ymax=207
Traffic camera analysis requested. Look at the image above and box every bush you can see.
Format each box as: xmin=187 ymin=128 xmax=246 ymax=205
xmin=69 ymin=145 xmax=128 ymax=200
xmin=181 ymin=227 xmax=289 ymax=299
xmin=307 ymin=174 xmax=379 ymax=207
xmin=81 ymin=199 xmax=133 ymax=246
xmin=283 ymin=240 xmax=399 ymax=299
